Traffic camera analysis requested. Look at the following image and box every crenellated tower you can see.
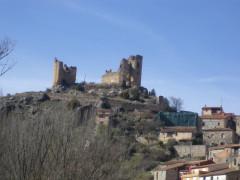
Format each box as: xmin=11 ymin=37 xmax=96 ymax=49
xmin=53 ymin=58 xmax=77 ymax=87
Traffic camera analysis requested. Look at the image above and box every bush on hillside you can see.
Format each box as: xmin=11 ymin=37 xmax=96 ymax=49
xmin=67 ymin=98 xmax=81 ymax=110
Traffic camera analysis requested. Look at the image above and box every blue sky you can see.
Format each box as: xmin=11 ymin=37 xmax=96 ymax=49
xmin=1 ymin=0 xmax=240 ymax=114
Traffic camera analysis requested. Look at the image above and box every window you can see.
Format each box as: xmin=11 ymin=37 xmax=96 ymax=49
xmin=221 ymin=133 xmax=225 ymax=138
xmin=167 ymin=132 xmax=173 ymax=137
xmin=234 ymin=158 xmax=237 ymax=166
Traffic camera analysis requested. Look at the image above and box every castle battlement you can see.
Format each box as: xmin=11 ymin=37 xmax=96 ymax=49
xmin=53 ymin=59 xmax=77 ymax=87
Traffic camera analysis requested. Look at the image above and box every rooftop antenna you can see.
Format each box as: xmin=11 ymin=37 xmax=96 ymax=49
xmin=220 ymin=97 xmax=223 ymax=107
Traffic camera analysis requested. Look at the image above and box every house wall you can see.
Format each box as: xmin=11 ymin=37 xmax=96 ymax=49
xmin=208 ymin=149 xmax=228 ymax=164
xmin=202 ymin=119 xmax=226 ymax=130
xmin=203 ymin=130 xmax=234 ymax=146
xmin=202 ymin=108 xmax=223 ymax=116
xmin=227 ymin=172 xmax=240 ymax=180
xmin=174 ymin=145 xmax=206 ymax=159
xmin=153 ymin=171 xmax=166 ymax=180
xmin=209 ymin=148 xmax=240 ymax=170
xmin=166 ymin=169 xmax=179 ymax=180
xmin=235 ymin=116 xmax=240 ymax=137
xmin=159 ymin=132 xmax=193 ymax=143
xmin=154 ymin=169 xmax=178 ymax=180
xmin=212 ymin=175 xmax=226 ymax=180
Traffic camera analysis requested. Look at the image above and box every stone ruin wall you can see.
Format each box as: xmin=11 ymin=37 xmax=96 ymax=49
xmin=101 ymin=55 xmax=143 ymax=88
xmin=53 ymin=59 xmax=77 ymax=86
xmin=101 ymin=71 xmax=120 ymax=85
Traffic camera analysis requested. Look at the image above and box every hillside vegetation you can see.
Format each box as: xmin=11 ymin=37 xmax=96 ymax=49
xmin=0 ymin=84 xmax=181 ymax=180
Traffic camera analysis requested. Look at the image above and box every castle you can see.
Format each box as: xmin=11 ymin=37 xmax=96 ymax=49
xmin=52 ymin=55 xmax=143 ymax=88
xmin=101 ymin=55 xmax=143 ymax=88
xmin=53 ymin=59 xmax=77 ymax=86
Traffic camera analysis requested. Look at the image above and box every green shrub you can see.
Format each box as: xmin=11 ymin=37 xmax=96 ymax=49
xmin=120 ymin=90 xmax=130 ymax=99
xmin=72 ymin=83 xmax=85 ymax=92
xmin=129 ymin=88 xmax=140 ymax=101
xmin=67 ymin=98 xmax=81 ymax=110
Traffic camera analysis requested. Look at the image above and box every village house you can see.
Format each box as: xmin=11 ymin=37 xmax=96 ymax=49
xmin=201 ymin=106 xmax=235 ymax=130
xmin=208 ymin=144 xmax=240 ymax=170
xmin=203 ymin=128 xmax=235 ymax=147
xmin=159 ymin=127 xmax=196 ymax=143
xmin=180 ymin=163 xmax=240 ymax=180
xmin=152 ymin=160 xmax=214 ymax=180
xmin=174 ymin=144 xmax=206 ymax=159
xmin=152 ymin=162 xmax=184 ymax=180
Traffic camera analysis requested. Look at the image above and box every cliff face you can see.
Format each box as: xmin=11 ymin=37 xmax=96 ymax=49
xmin=0 ymin=92 xmax=97 ymax=135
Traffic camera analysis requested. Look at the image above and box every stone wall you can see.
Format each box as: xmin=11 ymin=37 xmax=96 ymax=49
xmin=235 ymin=116 xmax=240 ymax=137
xmin=174 ymin=145 xmax=206 ymax=159
xmin=122 ymin=55 xmax=143 ymax=87
xmin=159 ymin=132 xmax=194 ymax=143
xmin=53 ymin=59 xmax=77 ymax=86
xmin=101 ymin=55 xmax=143 ymax=88
xmin=101 ymin=72 xmax=120 ymax=85
xmin=202 ymin=119 xmax=227 ymax=130
xmin=203 ymin=129 xmax=234 ymax=146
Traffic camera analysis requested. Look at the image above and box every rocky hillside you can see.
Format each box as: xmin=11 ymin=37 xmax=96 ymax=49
xmin=0 ymin=83 xmax=176 ymax=180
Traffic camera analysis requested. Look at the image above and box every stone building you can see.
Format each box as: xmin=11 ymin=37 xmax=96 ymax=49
xmin=174 ymin=145 xmax=206 ymax=159
xmin=208 ymin=144 xmax=240 ymax=170
xmin=102 ymin=55 xmax=143 ymax=88
xmin=235 ymin=116 xmax=240 ymax=140
xmin=152 ymin=162 xmax=184 ymax=180
xmin=201 ymin=106 xmax=235 ymax=130
xmin=180 ymin=163 xmax=240 ymax=180
xmin=203 ymin=128 xmax=235 ymax=147
xmin=159 ymin=127 xmax=196 ymax=143
xmin=152 ymin=160 xmax=214 ymax=180
xmin=53 ymin=59 xmax=77 ymax=87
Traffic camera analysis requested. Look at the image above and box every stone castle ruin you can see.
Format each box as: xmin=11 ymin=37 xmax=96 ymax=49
xmin=52 ymin=55 xmax=143 ymax=88
xmin=101 ymin=55 xmax=143 ymax=88
xmin=53 ymin=59 xmax=77 ymax=86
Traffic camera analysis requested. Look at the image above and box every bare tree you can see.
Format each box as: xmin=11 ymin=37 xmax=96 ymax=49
xmin=169 ymin=96 xmax=183 ymax=112
xmin=0 ymin=101 xmax=132 ymax=180
xmin=0 ymin=38 xmax=15 ymax=76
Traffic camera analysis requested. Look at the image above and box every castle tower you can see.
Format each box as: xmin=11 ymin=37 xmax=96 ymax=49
xmin=53 ymin=59 xmax=63 ymax=86
xmin=53 ymin=59 xmax=77 ymax=87
xmin=119 ymin=58 xmax=131 ymax=87
xmin=128 ymin=55 xmax=143 ymax=88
